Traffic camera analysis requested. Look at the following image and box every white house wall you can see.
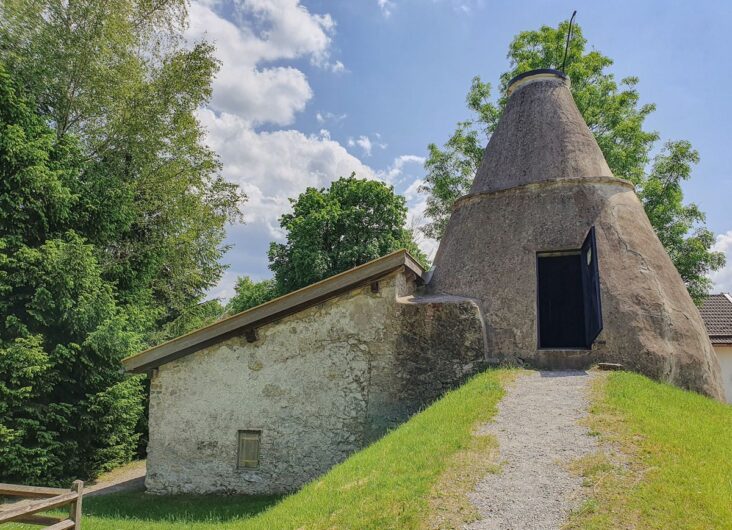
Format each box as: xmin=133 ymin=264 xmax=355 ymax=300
xmin=713 ymin=345 xmax=732 ymax=403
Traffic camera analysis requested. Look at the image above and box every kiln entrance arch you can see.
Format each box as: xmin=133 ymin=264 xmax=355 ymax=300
xmin=537 ymin=227 xmax=603 ymax=349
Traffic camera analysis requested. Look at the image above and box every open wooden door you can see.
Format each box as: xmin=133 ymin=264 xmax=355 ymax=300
xmin=580 ymin=226 xmax=603 ymax=346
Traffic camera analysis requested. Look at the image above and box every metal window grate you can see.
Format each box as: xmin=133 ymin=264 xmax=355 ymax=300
xmin=237 ymin=430 xmax=261 ymax=469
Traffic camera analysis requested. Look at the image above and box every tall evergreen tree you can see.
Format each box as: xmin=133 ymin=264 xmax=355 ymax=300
xmin=0 ymin=64 xmax=144 ymax=484
xmin=0 ymin=0 xmax=244 ymax=483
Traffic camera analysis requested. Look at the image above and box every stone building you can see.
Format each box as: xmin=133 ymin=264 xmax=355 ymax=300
xmin=122 ymin=68 xmax=723 ymax=495
xmin=123 ymin=252 xmax=489 ymax=494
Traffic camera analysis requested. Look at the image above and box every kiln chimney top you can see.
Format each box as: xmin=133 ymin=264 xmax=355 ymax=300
xmin=468 ymin=67 xmax=612 ymax=194
xmin=507 ymin=68 xmax=569 ymax=96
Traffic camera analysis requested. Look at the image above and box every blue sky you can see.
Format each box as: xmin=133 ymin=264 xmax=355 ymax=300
xmin=191 ymin=0 xmax=732 ymax=299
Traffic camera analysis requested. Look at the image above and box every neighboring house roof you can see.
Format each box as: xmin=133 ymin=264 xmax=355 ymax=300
xmin=699 ymin=293 xmax=732 ymax=345
xmin=122 ymin=250 xmax=426 ymax=373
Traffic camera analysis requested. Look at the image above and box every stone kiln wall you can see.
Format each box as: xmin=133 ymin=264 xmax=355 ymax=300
xmin=146 ymin=270 xmax=487 ymax=494
xmin=429 ymin=71 xmax=723 ymax=400
xmin=430 ymin=178 xmax=724 ymax=399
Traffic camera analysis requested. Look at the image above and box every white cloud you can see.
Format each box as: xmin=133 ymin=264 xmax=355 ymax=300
xmin=235 ymin=0 xmax=335 ymax=64
xmin=189 ymin=2 xmax=437 ymax=298
xmin=200 ymin=107 xmax=381 ymax=298
xmin=186 ymin=1 xmax=357 ymax=299
xmin=329 ymin=60 xmax=346 ymax=73
xmin=187 ymin=1 xmax=342 ymax=125
xmin=432 ymin=0 xmax=485 ymax=13
xmin=316 ymin=111 xmax=347 ymax=124
xmin=378 ymin=154 xmax=425 ymax=184
xmin=710 ymin=230 xmax=732 ymax=294
xmin=374 ymin=155 xmax=438 ymax=261
xmin=347 ymin=134 xmax=388 ymax=157
xmin=356 ymin=136 xmax=373 ymax=156
xmin=377 ymin=0 xmax=395 ymax=17
xmin=378 ymin=0 xmax=483 ymax=18
xmin=199 ymin=109 xmax=375 ymax=228
xmin=402 ymin=178 xmax=438 ymax=260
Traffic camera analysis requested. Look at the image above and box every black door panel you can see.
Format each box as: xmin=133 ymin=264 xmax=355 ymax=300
xmin=581 ymin=227 xmax=603 ymax=345
xmin=537 ymin=226 xmax=603 ymax=349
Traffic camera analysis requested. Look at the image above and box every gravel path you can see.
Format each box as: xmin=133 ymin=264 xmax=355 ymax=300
xmin=466 ymin=370 xmax=598 ymax=530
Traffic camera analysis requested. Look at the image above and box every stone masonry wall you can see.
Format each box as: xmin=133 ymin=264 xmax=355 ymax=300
xmin=146 ymin=270 xmax=488 ymax=495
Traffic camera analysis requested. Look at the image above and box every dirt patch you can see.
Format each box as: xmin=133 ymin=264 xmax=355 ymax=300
xmin=85 ymin=460 xmax=146 ymax=497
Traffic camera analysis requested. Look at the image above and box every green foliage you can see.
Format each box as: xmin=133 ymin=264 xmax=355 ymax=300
xmin=0 ymin=68 xmax=146 ymax=483
xmin=227 ymin=278 xmax=278 ymax=315
xmin=0 ymin=0 xmax=244 ymax=334
xmin=422 ymin=118 xmax=486 ymax=239
xmin=268 ymin=175 xmax=429 ymax=295
xmin=153 ymin=300 xmax=227 ymax=345
xmin=420 ymin=20 xmax=724 ymax=301
xmin=641 ymin=141 xmax=725 ymax=303
xmin=0 ymin=0 xmax=187 ymax=141
xmin=0 ymin=0 xmax=245 ymax=484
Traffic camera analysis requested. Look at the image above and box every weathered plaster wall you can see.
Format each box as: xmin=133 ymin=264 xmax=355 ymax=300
xmin=146 ymin=270 xmax=487 ymax=495
xmin=364 ymin=294 xmax=489 ymax=442
xmin=713 ymin=345 xmax=732 ymax=403
xmin=430 ymin=178 xmax=724 ymax=400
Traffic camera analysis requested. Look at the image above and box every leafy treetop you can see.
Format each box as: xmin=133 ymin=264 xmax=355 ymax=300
xmin=267 ymin=175 xmax=429 ymax=296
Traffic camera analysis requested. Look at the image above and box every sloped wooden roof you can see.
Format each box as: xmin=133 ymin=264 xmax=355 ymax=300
xmin=122 ymin=250 xmax=426 ymax=373
xmin=699 ymin=293 xmax=732 ymax=344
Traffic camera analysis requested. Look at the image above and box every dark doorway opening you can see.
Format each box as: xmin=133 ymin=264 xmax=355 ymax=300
xmin=537 ymin=227 xmax=603 ymax=349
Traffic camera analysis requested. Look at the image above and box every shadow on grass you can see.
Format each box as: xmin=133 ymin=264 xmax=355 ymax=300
xmin=83 ymin=491 xmax=284 ymax=523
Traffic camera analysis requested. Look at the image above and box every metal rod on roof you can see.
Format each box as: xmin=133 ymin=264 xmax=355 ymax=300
xmin=561 ymin=10 xmax=577 ymax=72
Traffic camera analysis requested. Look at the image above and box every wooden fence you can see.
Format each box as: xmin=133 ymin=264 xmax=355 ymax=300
xmin=0 ymin=481 xmax=83 ymax=529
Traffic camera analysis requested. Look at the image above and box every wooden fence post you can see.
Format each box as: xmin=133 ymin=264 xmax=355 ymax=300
xmin=69 ymin=480 xmax=83 ymax=529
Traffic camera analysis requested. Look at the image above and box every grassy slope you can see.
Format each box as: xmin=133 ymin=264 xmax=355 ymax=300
xmin=9 ymin=369 xmax=509 ymax=530
xmin=569 ymin=371 xmax=732 ymax=529
xmin=14 ymin=370 xmax=728 ymax=529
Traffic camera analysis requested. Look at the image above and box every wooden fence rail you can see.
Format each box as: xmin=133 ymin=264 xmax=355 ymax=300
xmin=0 ymin=481 xmax=83 ymax=529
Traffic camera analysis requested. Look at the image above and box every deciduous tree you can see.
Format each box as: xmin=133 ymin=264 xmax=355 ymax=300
xmin=227 ymin=277 xmax=278 ymax=314
xmin=0 ymin=0 xmax=245 ymax=484
xmin=0 ymin=0 xmax=244 ymax=334
xmin=268 ymin=175 xmax=428 ymax=295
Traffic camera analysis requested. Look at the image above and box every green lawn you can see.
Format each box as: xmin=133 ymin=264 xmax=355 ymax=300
xmin=13 ymin=369 xmax=728 ymax=529
xmin=568 ymin=371 xmax=732 ymax=529
xmin=7 ymin=369 xmax=510 ymax=530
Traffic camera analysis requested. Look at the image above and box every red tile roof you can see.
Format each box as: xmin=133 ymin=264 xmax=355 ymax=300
xmin=699 ymin=294 xmax=732 ymax=344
